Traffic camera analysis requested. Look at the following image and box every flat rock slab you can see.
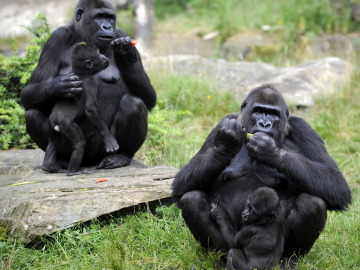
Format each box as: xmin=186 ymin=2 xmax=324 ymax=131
xmin=0 ymin=149 xmax=178 ymax=243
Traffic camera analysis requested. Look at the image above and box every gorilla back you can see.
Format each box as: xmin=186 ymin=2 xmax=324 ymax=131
xmin=21 ymin=0 xmax=156 ymax=169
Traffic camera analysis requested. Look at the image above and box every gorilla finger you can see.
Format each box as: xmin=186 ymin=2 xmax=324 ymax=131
xmin=69 ymin=87 xmax=83 ymax=95
xmin=234 ymin=119 xmax=243 ymax=130
xmin=67 ymin=74 xmax=80 ymax=81
xmin=246 ymin=144 xmax=258 ymax=156
xmin=111 ymin=38 xmax=121 ymax=45
xmin=124 ymin=36 xmax=131 ymax=42
xmin=219 ymin=118 xmax=230 ymax=131
xmin=228 ymin=118 xmax=237 ymax=129
xmin=211 ymin=203 xmax=217 ymax=210
xmin=69 ymin=81 xmax=83 ymax=88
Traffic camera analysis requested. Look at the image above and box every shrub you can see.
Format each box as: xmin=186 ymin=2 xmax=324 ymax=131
xmin=0 ymin=15 xmax=50 ymax=150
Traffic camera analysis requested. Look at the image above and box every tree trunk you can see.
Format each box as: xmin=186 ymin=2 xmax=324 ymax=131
xmin=134 ymin=0 xmax=154 ymax=57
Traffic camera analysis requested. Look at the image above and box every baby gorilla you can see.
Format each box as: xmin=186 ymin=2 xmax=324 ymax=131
xmin=42 ymin=42 xmax=119 ymax=175
xmin=211 ymin=187 xmax=285 ymax=270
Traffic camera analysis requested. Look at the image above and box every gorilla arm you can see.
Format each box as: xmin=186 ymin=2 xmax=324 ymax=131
xmin=172 ymin=114 xmax=246 ymax=204
xmin=112 ymin=30 xmax=156 ymax=111
xmin=21 ymin=27 xmax=82 ymax=111
xmin=246 ymin=116 xmax=352 ymax=211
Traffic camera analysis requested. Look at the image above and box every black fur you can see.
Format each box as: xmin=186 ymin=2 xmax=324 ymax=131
xmin=42 ymin=42 xmax=119 ymax=175
xmin=211 ymin=187 xmax=285 ymax=270
xmin=172 ymin=85 xmax=352 ymax=260
xmin=21 ymin=0 xmax=156 ymax=170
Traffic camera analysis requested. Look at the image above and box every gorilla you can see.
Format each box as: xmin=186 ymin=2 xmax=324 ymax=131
xmin=21 ymin=0 xmax=156 ymax=170
xmin=211 ymin=187 xmax=285 ymax=270
xmin=43 ymin=42 xmax=119 ymax=175
xmin=172 ymin=85 xmax=352 ymax=260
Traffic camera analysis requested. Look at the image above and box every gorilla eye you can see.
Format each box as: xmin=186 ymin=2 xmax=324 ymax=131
xmin=247 ymin=203 xmax=252 ymax=211
xmin=85 ymin=60 xmax=93 ymax=69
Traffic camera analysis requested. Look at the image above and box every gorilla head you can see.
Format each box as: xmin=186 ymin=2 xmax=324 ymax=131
xmin=71 ymin=42 xmax=110 ymax=76
xmin=242 ymin=187 xmax=282 ymax=226
xmin=73 ymin=0 xmax=116 ymax=52
xmin=239 ymin=85 xmax=290 ymax=142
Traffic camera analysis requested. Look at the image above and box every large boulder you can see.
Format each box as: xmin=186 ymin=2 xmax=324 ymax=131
xmin=144 ymin=55 xmax=353 ymax=107
xmin=0 ymin=149 xmax=178 ymax=243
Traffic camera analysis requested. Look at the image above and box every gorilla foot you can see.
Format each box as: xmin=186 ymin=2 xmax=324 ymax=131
xmin=67 ymin=167 xmax=94 ymax=176
xmin=42 ymin=163 xmax=67 ymax=173
xmin=96 ymin=154 xmax=131 ymax=169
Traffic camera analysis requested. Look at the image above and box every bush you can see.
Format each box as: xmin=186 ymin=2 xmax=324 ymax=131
xmin=0 ymin=15 xmax=50 ymax=150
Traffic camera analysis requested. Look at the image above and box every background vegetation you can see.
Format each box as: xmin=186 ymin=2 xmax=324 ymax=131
xmin=1 ymin=0 xmax=360 ymax=269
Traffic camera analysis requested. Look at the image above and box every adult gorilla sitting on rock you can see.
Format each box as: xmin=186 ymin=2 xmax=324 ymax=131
xmin=21 ymin=0 xmax=156 ymax=170
xmin=172 ymin=85 xmax=352 ymax=262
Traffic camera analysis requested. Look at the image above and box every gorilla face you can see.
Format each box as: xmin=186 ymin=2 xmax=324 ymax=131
xmin=72 ymin=43 xmax=110 ymax=75
xmin=249 ymin=103 xmax=280 ymax=138
xmin=239 ymin=85 xmax=290 ymax=142
xmin=74 ymin=0 xmax=117 ymax=52
xmin=241 ymin=187 xmax=280 ymax=226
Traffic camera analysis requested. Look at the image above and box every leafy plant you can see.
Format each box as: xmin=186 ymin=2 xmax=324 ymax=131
xmin=0 ymin=14 xmax=50 ymax=150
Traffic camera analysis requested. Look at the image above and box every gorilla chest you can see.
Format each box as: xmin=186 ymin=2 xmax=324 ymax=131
xmin=94 ymin=60 xmax=121 ymax=83
xmin=59 ymin=49 xmax=123 ymax=86
xmin=212 ymin=176 xmax=266 ymax=229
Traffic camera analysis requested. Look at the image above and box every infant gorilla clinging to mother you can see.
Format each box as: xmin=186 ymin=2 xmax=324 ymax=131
xmin=42 ymin=42 xmax=119 ymax=175
xmin=211 ymin=187 xmax=285 ymax=270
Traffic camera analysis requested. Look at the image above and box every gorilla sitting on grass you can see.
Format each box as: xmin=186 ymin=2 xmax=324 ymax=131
xmin=172 ymin=85 xmax=352 ymax=265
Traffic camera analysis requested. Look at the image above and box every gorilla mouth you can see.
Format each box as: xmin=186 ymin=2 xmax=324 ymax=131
xmin=251 ymin=129 xmax=274 ymax=138
xmin=98 ymin=36 xmax=114 ymax=41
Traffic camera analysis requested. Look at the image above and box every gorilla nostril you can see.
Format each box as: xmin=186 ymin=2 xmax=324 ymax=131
xmin=258 ymin=120 xmax=272 ymax=130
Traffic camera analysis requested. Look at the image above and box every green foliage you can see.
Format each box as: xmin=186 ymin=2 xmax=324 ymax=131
xmin=155 ymin=0 xmax=355 ymax=52
xmin=155 ymin=0 xmax=189 ymax=19
xmin=0 ymin=99 xmax=34 ymax=150
xmin=137 ymin=71 xmax=239 ymax=167
xmin=116 ymin=9 xmax=136 ymax=38
xmin=0 ymin=14 xmax=50 ymax=150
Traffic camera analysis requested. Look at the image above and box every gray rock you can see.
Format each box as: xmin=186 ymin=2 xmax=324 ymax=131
xmin=144 ymin=55 xmax=353 ymax=107
xmin=312 ymin=33 xmax=360 ymax=57
xmin=222 ymin=32 xmax=281 ymax=61
xmin=0 ymin=149 xmax=178 ymax=243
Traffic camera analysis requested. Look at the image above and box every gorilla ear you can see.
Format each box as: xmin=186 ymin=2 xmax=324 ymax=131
xmin=85 ymin=60 xmax=93 ymax=69
xmin=76 ymin=8 xmax=84 ymax=21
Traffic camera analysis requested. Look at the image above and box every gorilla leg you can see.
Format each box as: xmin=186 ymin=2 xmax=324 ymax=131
xmin=283 ymin=193 xmax=327 ymax=258
xmin=42 ymin=132 xmax=66 ymax=173
xmin=24 ymin=109 xmax=50 ymax=151
xmin=97 ymin=94 xmax=148 ymax=169
xmin=180 ymin=191 xmax=228 ymax=251
xmin=226 ymin=248 xmax=249 ymax=270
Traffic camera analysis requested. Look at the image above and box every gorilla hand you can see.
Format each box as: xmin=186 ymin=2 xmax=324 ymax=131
xmin=246 ymin=132 xmax=287 ymax=166
xmin=215 ymin=118 xmax=247 ymax=156
xmin=210 ymin=203 xmax=226 ymax=223
xmin=111 ymin=36 xmax=137 ymax=64
xmin=52 ymin=73 xmax=83 ymax=98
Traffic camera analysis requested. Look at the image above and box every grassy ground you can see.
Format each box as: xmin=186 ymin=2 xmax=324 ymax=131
xmin=2 ymin=0 xmax=360 ymax=269
xmin=1 ymin=69 xmax=359 ymax=270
